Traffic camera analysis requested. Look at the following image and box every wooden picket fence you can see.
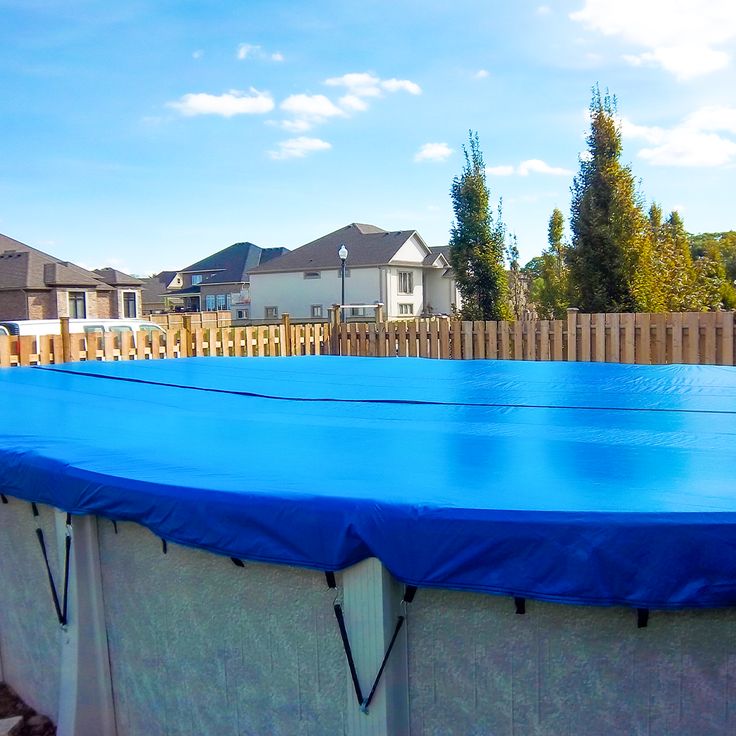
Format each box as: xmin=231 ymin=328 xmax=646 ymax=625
xmin=337 ymin=311 xmax=736 ymax=365
xmin=1 ymin=311 xmax=736 ymax=367
xmin=0 ymin=323 xmax=330 ymax=367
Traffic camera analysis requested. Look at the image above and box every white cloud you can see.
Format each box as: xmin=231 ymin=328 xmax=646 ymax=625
xmin=414 ymin=143 xmax=453 ymax=163
xmin=518 ymin=159 xmax=573 ymax=176
xmin=486 ymin=165 xmax=515 ymax=176
xmin=325 ymin=71 xmax=422 ymax=110
xmin=272 ymin=71 xmax=421 ymax=132
xmin=536 ymin=5 xmax=552 ymax=15
xmin=281 ymin=94 xmax=345 ymax=120
xmin=486 ymin=160 xmax=572 ymax=176
xmin=325 ymin=72 xmax=383 ymax=97
xmin=192 ymin=50 xmax=204 ymax=60
xmin=269 ymin=137 xmax=332 ymax=160
xmin=237 ymin=43 xmax=259 ymax=60
xmin=474 ymin=69 xmax=490 ymax=79
xmin=237 ymin=43 xmax=284 ymax=62
xmin=623 ymin=107 xmax=736 ymax=166
xmin=570 ymin=0 xmax=736 ymax=80
xmin=279 ymin=93 xmax=346 ymax=131
xmin=167 ymin=88 xmax=274 ymax=117
xmin=339 ymin=94 xmax=369 ymax=112
xmin=381 ymin=78 xmax=422 ymax=95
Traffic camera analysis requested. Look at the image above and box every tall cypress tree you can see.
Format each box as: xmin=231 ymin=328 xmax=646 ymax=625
xmin=568 ymin=88 xmax=652 ymax=312
xmin=449 ymin=131 xmax=511 ymax=320
xmin=532 ymin=208 xmax=571 ymax=318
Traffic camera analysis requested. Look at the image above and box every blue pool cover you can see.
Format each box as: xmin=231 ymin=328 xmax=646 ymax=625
xmin=2 ymin=356 xmax=736 ymax=610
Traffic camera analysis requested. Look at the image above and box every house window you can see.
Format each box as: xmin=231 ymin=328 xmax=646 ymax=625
xmin=336 ymin=269 xmax=351 ymax=278
xmin=398 ymin=303 xmax=413 ymax=315
xmin=69 ymin=291 xmax=86 ymax=318
xmin=350 ymin=307 xmax=365 ymax=317
xmin=191 ymin=275 xmax=203 ymax=285
xmin=304 ymin=271 xmax=321 ymax=279
xmin=216 ymin=294 xmax=227 ymax=310
xmin=237 ymin=309 xmax=249 ymax=319
xmin=311 ymin=305 xmax=323 ymax=318
xmin=265 ymin=306 xmax=278 ymax=319
xmin=123 ymin=292 xmax=137 ymax=318
xmin=205 ymin=295 xmax=216 ymax=310
xmin=398 ymin=271 xmax=414 ymax=294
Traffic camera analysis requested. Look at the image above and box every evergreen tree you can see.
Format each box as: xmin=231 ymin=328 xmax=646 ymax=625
xmin=506 ymin=235 xmax=527 ymax=319
xmin=531 ymin=208 xmax=571 ymax=319
xmin=568 ymin=88 xmax=654 ymax=312
xmin=449 ymin=131 xmax=511 ymax=320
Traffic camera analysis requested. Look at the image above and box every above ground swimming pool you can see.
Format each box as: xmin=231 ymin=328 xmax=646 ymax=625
xmin=1 ymin=356 xmax=736 ymax=610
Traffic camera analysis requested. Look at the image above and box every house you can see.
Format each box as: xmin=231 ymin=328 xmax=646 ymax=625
xmin=0 ymin=233 xmax=143 ymax=320
xmin=163 ymin=242 xmax=288 ymax=317
xmin=139 ymin=271 xmax=181 ymax=314
xmin=248 ymin=223 xmax=461 ymax=321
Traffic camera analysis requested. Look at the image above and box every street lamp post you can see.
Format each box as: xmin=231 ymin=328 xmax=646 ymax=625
xmin=338 ymin=243 xmax=348 ymax=308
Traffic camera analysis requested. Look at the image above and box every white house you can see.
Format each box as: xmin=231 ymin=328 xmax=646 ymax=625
xmin=249 ymin=223 xmax=461 ymax=321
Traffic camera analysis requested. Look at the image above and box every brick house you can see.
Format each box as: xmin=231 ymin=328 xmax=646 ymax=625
xmin=0 ymin=233 xmax=143 ymax=320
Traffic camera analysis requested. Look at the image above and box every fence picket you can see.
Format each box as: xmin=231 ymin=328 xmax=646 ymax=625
xmin=703 ymin=312 xmax=717 ymax=364
xmin=485 ymin=321 xmax=497 ymax=360
xmin=719 ymin=312 xmax=734 ymax=365
xmin=473 ymin=321 xmax=486 ymax=360
xmin=462 ymin=321 xmax=473 ymax=359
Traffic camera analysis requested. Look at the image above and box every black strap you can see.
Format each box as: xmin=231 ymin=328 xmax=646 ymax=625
xmin=112 ymin=520 xmax=118 ymax=534
xmin=637 ymin=608 xmax=649 ymax=628
xmin=361 ymin=614 xmax=406 ymax=712
xmin=514 ymin=597 xmax=526 ymax=615
xmin=326 ymin=574 xmax=416 ymax=713
xmin=161 ymin=538 xmax=168 ymax=554
xmin=32 ymin=504 xmax=72 ymax=626
xmin=231 ymin=557 xmax=245 ymax=568
xmin=333 ymin=602 xmax=364 ymax=705
xmin=0 ymin=493 xmax=8 ymax=504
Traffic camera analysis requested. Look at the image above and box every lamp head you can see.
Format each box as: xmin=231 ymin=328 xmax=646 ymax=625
xmin=338 ymin=244 xmax=348 ymax=261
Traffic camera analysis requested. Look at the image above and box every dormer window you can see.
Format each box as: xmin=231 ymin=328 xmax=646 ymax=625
xmin=304 ymin=271 xmax=321 ymax=279
xmin=191 ymin=275 xmax=203 ymax=285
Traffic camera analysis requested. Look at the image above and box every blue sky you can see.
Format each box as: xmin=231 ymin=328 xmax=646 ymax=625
xmin=1 ymin=0 xmax=734 ymax=275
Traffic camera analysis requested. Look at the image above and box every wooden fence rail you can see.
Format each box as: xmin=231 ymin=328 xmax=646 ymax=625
xmin=1 ymin=311 xmax=735 ymax=367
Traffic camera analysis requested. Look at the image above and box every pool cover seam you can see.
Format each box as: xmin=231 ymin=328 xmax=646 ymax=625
xmin=33 ymin=365 xmax=736 ymax=416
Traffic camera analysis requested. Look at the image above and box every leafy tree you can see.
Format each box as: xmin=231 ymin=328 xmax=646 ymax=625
xmin=690 ymin=231 xmax=736 ymax=283
xmin=506 ymin=235 xmax=527 ymax=319
xmin=568 ymin=88 xmax=655 ymax=312
xmin=530 ymin=208 xmax=571 ymax=319
xmin=449 ymin=131 xmax=511 ymax=320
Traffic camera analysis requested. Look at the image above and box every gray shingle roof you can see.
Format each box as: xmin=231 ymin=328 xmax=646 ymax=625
xmin=179 ymin=242 xmax=289 ymax=285
xmin=93 ymin=267 xmax=143 ymax=286
xmin=249 ymin=223 xmax=422 ymax=274
xmin=0 ymin=232 xmax=139 ymax=290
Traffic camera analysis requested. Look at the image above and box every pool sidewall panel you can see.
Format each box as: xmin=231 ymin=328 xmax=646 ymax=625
xmin=0 ymin=499 xmax=61 ymax=721
xmin=97 ymin=520 xmax=347 ymax=736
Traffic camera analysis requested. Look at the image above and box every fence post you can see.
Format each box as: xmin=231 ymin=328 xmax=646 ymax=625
xmin=567 ymin=308 xmax=579 ymax=361
xmin=182 ymin=314 xmax=192 ymax=358
xmin=282 ymin=313 xmax=292 ymax=355
xmin=375 ymin=303 xmax=385 ymax=324
xmin=60 ymin=317 xmax=72 ymax=364
xmin=330 ymin=304 xmax=341 ymax=356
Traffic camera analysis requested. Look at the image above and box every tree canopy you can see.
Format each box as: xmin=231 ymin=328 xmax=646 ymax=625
xmin=449 ymin=131 xmax=511 ymax=320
